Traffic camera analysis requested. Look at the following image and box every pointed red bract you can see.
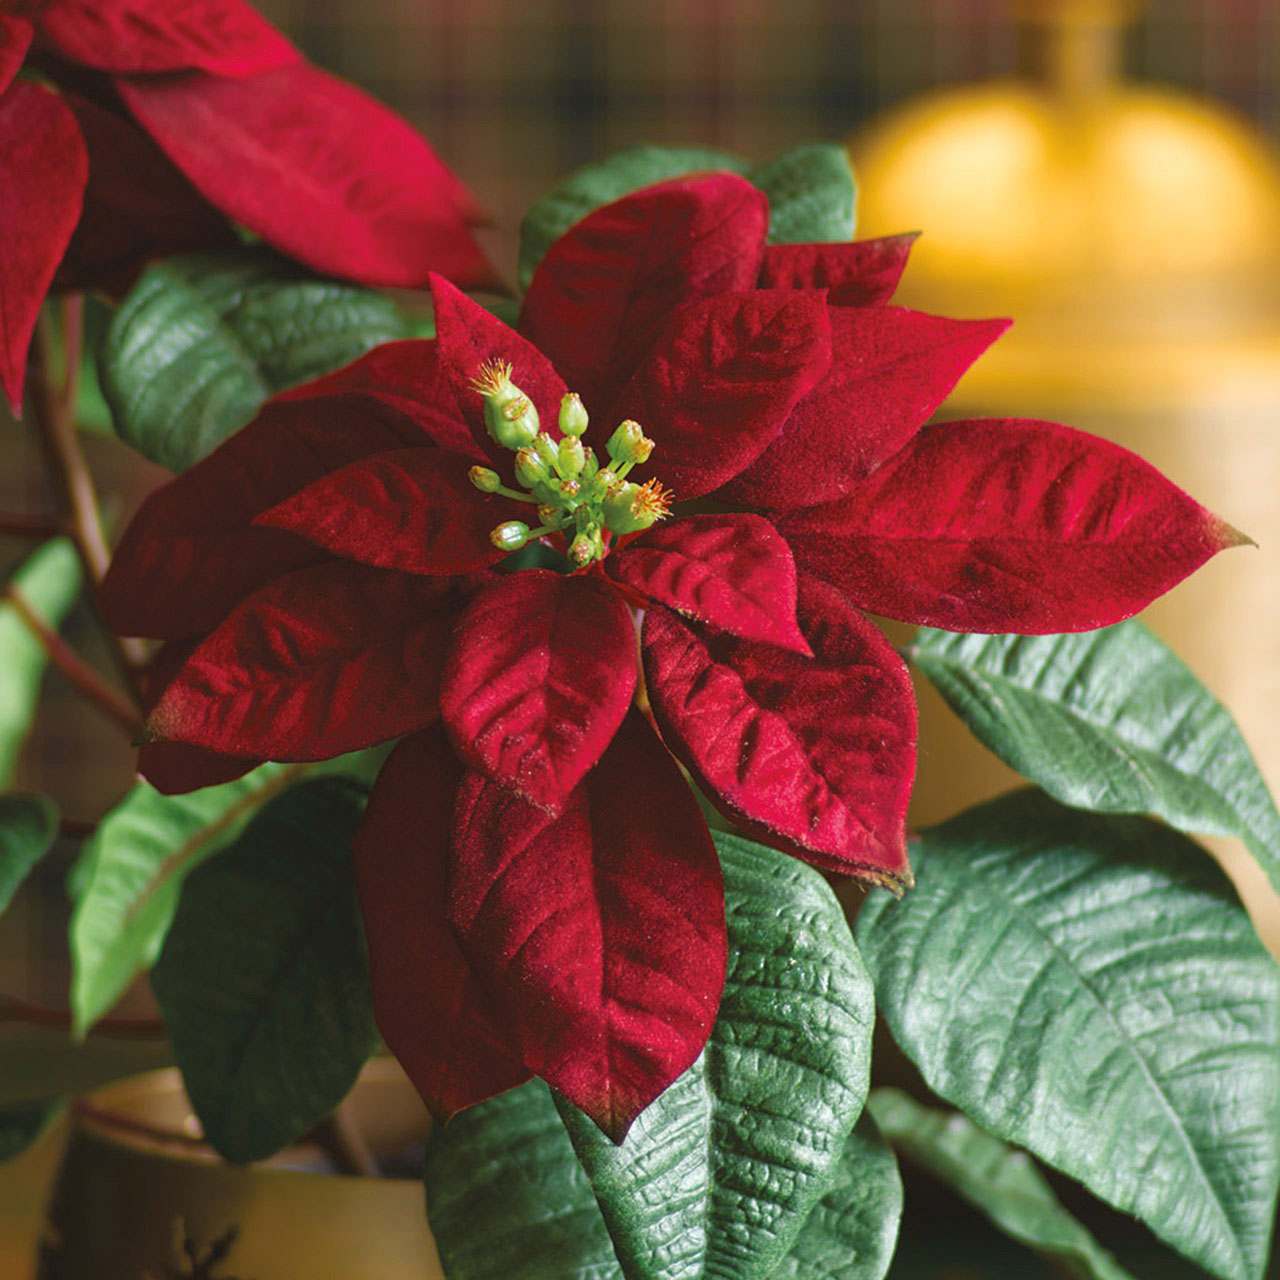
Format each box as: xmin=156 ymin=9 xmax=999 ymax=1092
xmin=100 ymin=394 xmax=433 ymax=638
xmin=756 ymin=234 xmax=919 ymax=307
xmin=256 ymin=447 xmax=521 ymax=576
xmin=779 ymin=417 xmax=1249 ymax=634
xmin=441 ymin=572 xmax=636 ymax=809
xmin=643 ymin=576 xmax=916 ymax=886
xmin=450 ymin=712 xmax=726 ymax=1142
xmin=355 ymin=728 xmax=531 ymax=1122
xmin=0 ymin=82 xmax=88 ymax=414
xmin=273 ymin=339 xmax=481 ymax=459
xmin=116 ymin=63 xmax=497 ymax=290
xmin=608 ymin=290 xmax=832 ymax=500
xmin=0 ymin=17 xmax=32 ymax=94
xmin=520 ymin=176 xmax=770 ymax=410
xmin=36 ymin=0 xmax=299 ymax=76
xmin=56 ymin=92 xmax=235 ymax=295
xmin=608 ymin=514 xmax=809 ymax=653
xmin=727 ymin=308 xmax=1009 ymax=511
xmin=430 ymin=273 xmax=569 ymax=461
xmin=145 ymin=563 xmax=464 ymax=758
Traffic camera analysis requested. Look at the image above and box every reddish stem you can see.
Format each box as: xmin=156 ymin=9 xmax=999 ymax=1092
xmin=5 ymin=585 xmax=143 ymax=735
xmin=0 ymin=995 xmax=166 ymax=1040
xmin=0 ymin=510 xmax=65 ymax=538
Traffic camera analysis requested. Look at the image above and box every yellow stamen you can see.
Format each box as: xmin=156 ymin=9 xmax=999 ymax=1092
xmin=467 ymin=358 xmax=513 ymax=398
xmin=633 ymin=478 xmax=673 ymax=522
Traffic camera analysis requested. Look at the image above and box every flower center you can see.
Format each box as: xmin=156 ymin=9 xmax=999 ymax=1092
xmin=467 ymin=360 xmax=672 ymax=567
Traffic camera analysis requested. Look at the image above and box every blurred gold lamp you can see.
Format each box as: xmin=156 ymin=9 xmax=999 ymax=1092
xmin=849 ymin=0 xmax=1280 ymax=942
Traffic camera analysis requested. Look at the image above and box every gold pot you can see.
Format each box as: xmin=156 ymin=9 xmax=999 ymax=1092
xmin=36 ymin=1060 xmax=444 ymax=1280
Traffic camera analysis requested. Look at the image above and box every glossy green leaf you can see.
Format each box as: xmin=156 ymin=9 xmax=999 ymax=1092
xmin=868 ymin=1089 xmax=1134 ymax=1280
xmin=151 ymin=778 xmax=374 ymax=1163
xmin=856 ymin=790 xmax=1280 ymax=1280
xmin=556 ymin=830 xmax=874 ymax=1280
xmin=767 ymin=1113 xmax=902 ymax=1280
xmin=517 ymin=145 xmax=748 ymax=291
xmin=0 ymin=538 xmax=83 ymax=786
xmin=908 ymin=623 xmax=1280 ymax=895
xmin=100 ymin=248 xmax=407 ymax=472
xmin=0 ymin=792 xmax=59 ymax=915
xmin=70 ymin=763 xmax=301 ymax=1035
xmin=747 ymin=143 xmax=857 ymax=245
xmin=426 ymin=1080 xmax=624 ymax=1280
xmin=0 ymin=1098 xmax=60 ymax=1164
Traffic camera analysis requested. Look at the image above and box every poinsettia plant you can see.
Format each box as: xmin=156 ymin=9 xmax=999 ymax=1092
xmin=3 ymin=5 xmax=1280 ymax=1278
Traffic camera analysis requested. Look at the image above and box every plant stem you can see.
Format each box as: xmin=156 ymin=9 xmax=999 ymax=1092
xmin=0 ymin=510 xmax=65 ymax=538
xmin=5 ymin=585 xmax=143 ymax=735
xmin=313 ymin=1103 xmax=379 ymax=1177
xmin=0 ymin=994 xmax=166 ymax=1039
xmin=29 ymin=304 xmax=151 ymax=698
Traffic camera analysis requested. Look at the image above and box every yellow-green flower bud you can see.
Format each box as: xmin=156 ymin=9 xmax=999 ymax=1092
xmin=537 ymin=504 xmax=564 ymax=528
xmin=568 ymin=530 xmax=603 ymax=567
xmin=469 ymin=359 xmax=540 ymax=450
xmin=606 ymin=419 xmax=653 ymax=465
xmin=558 ymin=434 xmax=585 ymax=478
xmin=532 ymin=432 xmax=559 ymax=469
xmin=586 ymin=468 xmax=617 ymax=501
xmin=559 ymin=392 xmax=589 ymax=438
xmin=490 ymin=521 xmax=531 ymax=552
xmin=469 ymin=466 xmax=501 ymax=494
xmin=515 ymin=446 xmax=550 ymax=488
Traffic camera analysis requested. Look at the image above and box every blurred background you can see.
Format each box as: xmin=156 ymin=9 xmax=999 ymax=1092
xmin=4 ymin=0 xmax=1280 ymax=1275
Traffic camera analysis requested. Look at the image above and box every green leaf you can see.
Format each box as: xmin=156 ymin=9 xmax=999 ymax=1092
xmin=151 ymin=777 xmax=374 ymax=1163
xmin=70 ymin=763 xmax=302 ymax=1035
xmin=0 ymin=1098 xmax=60 ymax=1164
xmin=0 ymin=792 xmax=59 ymax=915
xmin=100 ymin=248 xmax=407 ymax=472
xmin=0 ymin=539 xmax=83 ymax=786
xmin=426 ymin=1080 xmax=624 ymax=1280
xmin=767 ymin=1113 xmax=902 ymax=1280
xmin=517 ymin=145 xmax=748 ymax=291
xmin=555 ymin=830 xmax=875 ymax=1280
xmin=908 ymin=623 xmax=1280 ymax=897
xmin=868 ymin=1089 xmax=1134 ymax=1280
xmin=747 ymin=144 xmax=857 ymax=245
xmin=855 ymin=790 xmax=1280 ymax=1280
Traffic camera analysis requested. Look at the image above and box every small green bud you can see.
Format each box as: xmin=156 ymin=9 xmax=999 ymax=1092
xmin=558 ymin=434 xmax=585 ymax=478
xmin=514 ymin=446 xmax=550 ymax=488
xmin=537 ymin=504 xmax=563 ymax=528
xmin=470 ymin=359 xmax=540 ymax=450
xmin=469 ymin=466 xmax=501 ymax=494
xmin=490 ymin=521 xmax=530 ymax=552
xmin=606 ymin=419 xmax=653 ymax=465
xmin=532 ymin=432 xmax=559 ymax=469
xmin=558 ymin=477 xmax=582 ymax=500
xmin=559 ymin=392 xmax=589 ymax=438
xmin=581 ymin=447 xmax=599 ymax=479
xmin=568 ymin=530 xmax=602 ymax=567
xmin=602 ymin=478 xmax=672 ymax=535
xmin=586 ymin=468 xmax=617 ymax=501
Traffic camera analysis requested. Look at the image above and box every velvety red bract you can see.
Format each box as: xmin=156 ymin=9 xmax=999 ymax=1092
xmin=145 ymin=562 xmax=463 ymax=759
xmin=724 ymin=308 xmax=1011 ymax=511
xmin=100 ymin=394 xmax=436 ymax=639
xmin=115 ymin=63 xmax=497 ymax=291
xmin=34 ymin=0 xmax=300 ymax=76
xmin=756 ymin=234 xmax=919 ymax=307
xmin=609 ymin=289 xmax=833 ymax=500
xmin=520 ymin=175 xmax=770 ymax=410
xmin=777 ymin=417 xmax=1248 ymax=634
xmin=450 ymin=711 xmax=726 ymax=1143
xmin=643 ymin=575 xmax=917 ymax=886
xmin=255 ymin=447 xmax=522 ymax=576
xmin=0 ymin=82 xmax=87 ymax=414
xmin=429 ymin=273 xmax=569 ymax=460
xmin=0 ymin=17 xmax=32 ymax=94
xmin=607 ymin=514 xmax=809 ymax=653
xmin=440 ymin=572 xmax=637 ymax=809
xmin=355 ymin=727 xmax=532 ymax=1122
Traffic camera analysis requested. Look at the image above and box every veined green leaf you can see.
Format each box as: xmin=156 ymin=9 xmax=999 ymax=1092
xmin=747 ymin=143 xmax=857 ymax=245
xmin=100 ymin=248 xmax=407 ymax=472
xmin=152 ymin=778 xmax=374 ymax=1163
xmin=426 ymin=1080 xmax=624 ymax=1280
xmin=869 ymin=1089 xmax=1134 ymax=1280
xmin=555 ymin=830 xmax=875 ymax=1280
xmin=0 ymin=792 xmax=59 ymax=915
xmin=908 ymin=623 xmax=1280 ymax=895
xmin=0 ymin=1098 xmax=61 ymax=1164
xmin=856 ymin=790 xmax=1280 ymax=1280
xmin=0 ymin=539 xmax=83 ymax=786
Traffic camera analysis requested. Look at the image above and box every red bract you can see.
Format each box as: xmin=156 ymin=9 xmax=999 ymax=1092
xmin=0 ymin=0 xmax=495 ymax=413
xmin=103 ymin=175 xmax=1243 ymax=1137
